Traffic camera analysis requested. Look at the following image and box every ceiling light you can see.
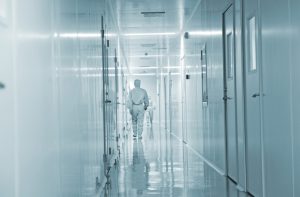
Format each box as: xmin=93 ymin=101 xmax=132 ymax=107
xmin=189 ymin=31 xmax=222 ymax=36
xmin=123 ymin=32 xmax=177 ymax=37
xmin=55 ymin=32 xmax=117 ymax=38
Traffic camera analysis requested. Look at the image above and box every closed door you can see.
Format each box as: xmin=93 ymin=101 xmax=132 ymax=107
xmin=244 ymin=0 xmax=263 ymax=196
xmin=0 ymin=26 xmax=15 ymax=197
xmin=223 ymin=4 xmax=238 ymax=182
xmin=101 ymin=16 xmax=111 ymax=164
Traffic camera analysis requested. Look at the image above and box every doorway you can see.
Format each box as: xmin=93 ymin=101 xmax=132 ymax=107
xmin=223 ymin=4 xmax=238 ymax=183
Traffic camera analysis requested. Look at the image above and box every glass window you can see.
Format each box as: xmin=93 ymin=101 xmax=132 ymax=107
xmin=227 ymin=32 xmax=234 ymax=78
xmin=201 ymin=46 xmax=208 ymax=104
xmin=248 ymin=16 xmax=257 ymax=71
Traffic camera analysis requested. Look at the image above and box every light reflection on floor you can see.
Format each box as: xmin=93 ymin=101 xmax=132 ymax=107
xmin=102 ymin=124 xmax=234 ymax=197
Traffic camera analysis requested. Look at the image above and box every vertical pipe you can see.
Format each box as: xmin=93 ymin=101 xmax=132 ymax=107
xmin=101 ymin=16 xmax=107 ymax=163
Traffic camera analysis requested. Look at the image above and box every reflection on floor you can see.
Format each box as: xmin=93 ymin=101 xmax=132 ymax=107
xmin=102 ymin=125 xmax=236 ymax=197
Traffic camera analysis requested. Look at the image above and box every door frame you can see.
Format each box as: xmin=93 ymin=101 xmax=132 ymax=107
xmin=222 ymin=2 xmax=239 ymax=185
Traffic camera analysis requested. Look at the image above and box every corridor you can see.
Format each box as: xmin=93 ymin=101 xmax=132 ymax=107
xmin=1 ymin=0 xmax=300 ymax=197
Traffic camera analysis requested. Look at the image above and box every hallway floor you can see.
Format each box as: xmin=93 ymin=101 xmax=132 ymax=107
xmin=103 ymin=124 xmax=232 ymax=197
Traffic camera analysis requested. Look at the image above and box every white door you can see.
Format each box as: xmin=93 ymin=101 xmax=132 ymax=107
xmin=0 ymin=24 xmax=15 ymax=197
xmin=244 ymin=0 xmax=263 ymax=196
xmin=223 ymin=4 xmax=238 ymax=182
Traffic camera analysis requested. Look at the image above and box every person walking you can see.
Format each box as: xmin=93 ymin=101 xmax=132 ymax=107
xmin=127 ymin=79 xmax=149 ymax=139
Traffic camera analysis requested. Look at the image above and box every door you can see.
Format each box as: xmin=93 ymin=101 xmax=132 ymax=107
xmin=244 ymin=0 xmax=262 ymax=196
xmin=101 ymin=16 xmax=112 ymax=172
xmin=0 ymin=23 xmax=15 ymax=197
xmin=223 ymin=4 xmax=238 ymax=183
xmin=101 ymin=16 xmax=119 ymax=174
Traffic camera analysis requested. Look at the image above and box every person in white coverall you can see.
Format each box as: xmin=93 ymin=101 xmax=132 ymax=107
xmin=128 ymin=79 xmax=149 ymax=139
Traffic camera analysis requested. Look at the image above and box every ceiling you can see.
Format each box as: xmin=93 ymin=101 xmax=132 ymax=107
xmin=56 ymin=0 xmax=203 ymax=75
xmin=112 ymin=0 xmax=201 ymax=75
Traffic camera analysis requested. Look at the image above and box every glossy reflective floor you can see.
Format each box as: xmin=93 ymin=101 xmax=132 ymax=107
xmin=102 ymin=123 xmax=238 ymax=197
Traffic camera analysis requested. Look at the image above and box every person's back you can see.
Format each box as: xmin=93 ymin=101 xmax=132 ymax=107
xmin=128 ymin=79 xmax=149 ymax=139
xmin=130 ymin=87 xmax=148 ymax=105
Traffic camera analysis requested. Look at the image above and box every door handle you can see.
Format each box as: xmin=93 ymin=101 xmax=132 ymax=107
xmin=0 ymin=82 xmax=5 ymax=89
xmin=252 ymin=93 xmax=260 ymax=98
xmin=105 ymin=100 xmax=112 ymax=103
xmin=223 ymin=96 xmax=232 ymax=101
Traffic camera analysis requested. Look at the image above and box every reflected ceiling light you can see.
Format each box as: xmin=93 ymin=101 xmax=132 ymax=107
xmin=123 ymin=32 xmax=177 ymax=37
xmin=189 ymin=31 xmax=222 ymax=36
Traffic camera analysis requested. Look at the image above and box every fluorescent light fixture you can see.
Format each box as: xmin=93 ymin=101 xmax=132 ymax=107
xmin=123 ymin=32 xmax=177 ymax=37
xmin=189 ymin=30 xmax=222 ymax=36
xmin=54 ymin=32 xmax=117 ymax=38
xmin=129 ymin=54 xmax=180 ymax=58
xmin=60 ymin=33 xmax=101 ymax=38
xmin=128 ymin=66 xmax=180 ymax=70
xmin=54 ymin=32 xmax=177 ymax=38
xmin=17 ymin=33 xmax=51 ymax=39
xmin=129 ymin=72 xmax=180 ymax=76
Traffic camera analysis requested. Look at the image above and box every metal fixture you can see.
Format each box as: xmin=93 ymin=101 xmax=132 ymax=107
xmin=223 ymin=96 xmax=233 ymax=100
xmin=141 ymin=11 xmax=165 ymax=17
xmin=0 ymin=82 xmax=5 ymax=89
xmin=184 ymin=32 xmax=189 ymax=39
xmin=252 ymin=93 xmax=260 ymax=98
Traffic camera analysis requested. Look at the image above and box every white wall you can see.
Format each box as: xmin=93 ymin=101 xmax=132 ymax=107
xmin=0 ymin=0 xmax=15 ymax=196
xmin=178 ymin=0 xmax=300 ymax=196
xmin=0 ymin=0 xmax=125 ymax=196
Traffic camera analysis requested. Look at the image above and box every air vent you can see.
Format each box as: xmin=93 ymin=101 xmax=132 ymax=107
xmin=141 ymin=43 xmax=156 ymax=48
xmin=153 ymin=47 xmax=167 ymax=50
xmin=140 ymin=57 xmax=151 ymax=59
xmin=141 ymin=11 xmax=166 ymax=17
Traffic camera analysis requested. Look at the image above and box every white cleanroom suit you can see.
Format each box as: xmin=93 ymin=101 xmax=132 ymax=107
xmin=127 ymin=79 xmax=149 ymax=138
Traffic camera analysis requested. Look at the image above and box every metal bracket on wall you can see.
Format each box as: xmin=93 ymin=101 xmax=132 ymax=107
xmin=0 ymin=82 xmax=5 ymax=89
xmin=95 ymin=176 xmax=101 ymax=190
xmin=223 ymin=95 xmax=233 ymax=100
xmin=105 ymin=100 xmax=112 ymax=103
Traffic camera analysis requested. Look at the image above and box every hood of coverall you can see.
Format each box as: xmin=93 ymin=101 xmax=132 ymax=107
xmin=134 ymin=79 xmax=141 ymax=88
